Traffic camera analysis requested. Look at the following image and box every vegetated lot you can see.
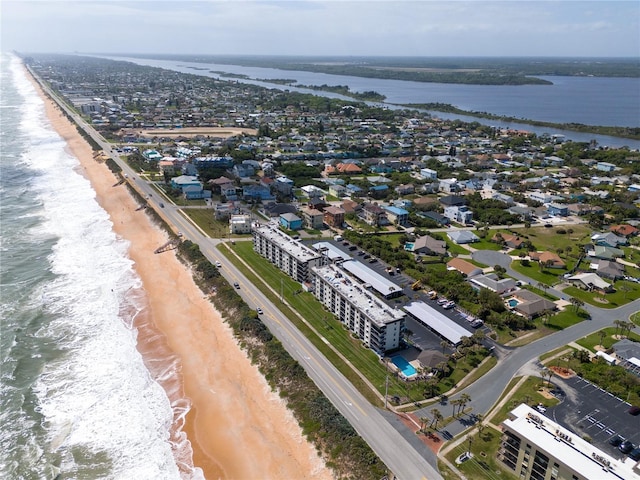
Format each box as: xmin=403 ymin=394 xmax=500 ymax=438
xmin=225 ymin=241 xmax=491 ymax=405
xmin=443 ymin=428 xmax=513 ymax=480
xmin=519 ymin=224 xmax=592 ymax=251
xmin=576 ymin=326 xmax=640 ymax=352
xmin=182 ymin=208 xmax=243 ymax=238
xmin=563 ymin=279 xmax=640 ymax=309
xmin=510 ymin=259 xmax=572 ymax=286
xmin=491 ymin=376 xmax=560 ymax=426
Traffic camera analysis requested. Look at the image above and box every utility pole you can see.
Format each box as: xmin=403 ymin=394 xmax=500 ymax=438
xmin=384 ymin=374 xmax=389 ymax=409
xmin=280 ymin=278 xmax=284 ymax=303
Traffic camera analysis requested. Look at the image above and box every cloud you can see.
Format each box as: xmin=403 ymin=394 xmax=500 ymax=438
xmin=2 ymin=0 xmax=638 ymax=56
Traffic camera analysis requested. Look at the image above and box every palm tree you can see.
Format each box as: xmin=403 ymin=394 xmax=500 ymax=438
xmin=598 ymin=330 xmax=607 ymax=347
xmin=620 ymin=284 xmax=632 ymax=300
xmin=430 ymin=408 xmax=443 ymax=429
xmin=440 ymin=340 xmax=449 ymax=355
xmin=459 ymin=393 xmax=472 ymax=415
xmin=419 ymin=416 xmax=429 ymax=433
xmin=570 ymin=297 xmax=584 ymax=312
xmin=475 ymin=413 xmax=486 ymax=439
xmin=451 ymin=399 xmax=461 ymax=417
xmin=614 ymin=320 xmax=623 ymax=336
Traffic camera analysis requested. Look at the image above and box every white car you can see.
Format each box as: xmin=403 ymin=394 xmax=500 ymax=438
xmin=215 ymin=261 xmax=222 ymax=268
xmin=257 ymin=308 xmax=263 ymax=315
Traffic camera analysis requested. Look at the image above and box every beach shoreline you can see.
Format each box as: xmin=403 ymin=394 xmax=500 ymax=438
xmin=26 ymin=66 xmax=332 ymax=480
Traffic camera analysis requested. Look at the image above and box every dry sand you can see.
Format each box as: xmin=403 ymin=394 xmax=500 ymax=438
xmin=31 ymin=71 xmax=332 ymax=480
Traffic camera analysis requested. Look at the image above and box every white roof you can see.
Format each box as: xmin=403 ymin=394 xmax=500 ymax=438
xmin=403 ymin=301 xmax=472 ymax=345
xmin=341 ymin=260 xmax=402 ymax=298
xmin=504 ymin=404 xmax=637 ymax=480
xmin=312 ymin=242 xmax=351 ymax=261
xmin=567 ymin=272 xmax=610 ymax=290
xmin=629 ymin=357 xmax=640 ymax=368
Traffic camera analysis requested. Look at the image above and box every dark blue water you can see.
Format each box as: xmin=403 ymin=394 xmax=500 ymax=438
xmin=102 ymin=55 xmax=640 ymax=149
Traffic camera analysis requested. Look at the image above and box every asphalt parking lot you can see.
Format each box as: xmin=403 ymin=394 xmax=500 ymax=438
xmin=549 ymin=375 xmax=640 ymax=459
xmin=308 ymin=239 xmax=492 ymax=354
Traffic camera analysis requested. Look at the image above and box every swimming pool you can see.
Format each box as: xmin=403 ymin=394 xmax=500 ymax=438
xmin=508 ymin=299 xmax=519 ymax=308
xmin=391 ymin=356 xmax=417 ymax=377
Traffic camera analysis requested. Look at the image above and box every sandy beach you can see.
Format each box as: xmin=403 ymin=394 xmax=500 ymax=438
xmin=30 ymin=70 xmax=333 ymax=480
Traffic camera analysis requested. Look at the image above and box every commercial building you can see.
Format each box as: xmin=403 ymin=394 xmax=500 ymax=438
xmin=253 ymin=224 xmax=327 ymax=283
xmin=499 ymin=404 xmax=639 ymax=480
xmin=311 ymin=263 xmax=405 ymax=354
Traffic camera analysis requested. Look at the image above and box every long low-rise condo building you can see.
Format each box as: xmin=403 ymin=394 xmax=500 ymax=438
xmin=403 ymin=301 xmax=472 ymax=346
xmin=311 ymin=263 xmax=405 ymax=354
xmin=253 ymin=224 xmax=327 ymax=283
xmin=499 ymin=404 xmax=639 ymax=480
xmin=341 ymin=260 xmax=403 ymax=299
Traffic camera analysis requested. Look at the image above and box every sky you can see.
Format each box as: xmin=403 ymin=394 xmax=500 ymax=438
xmin=2 ymin=1 xmax=639 ymax=57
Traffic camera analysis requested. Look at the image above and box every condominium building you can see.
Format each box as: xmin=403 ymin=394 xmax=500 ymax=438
xmin=253 ymin=224 xmax=327 ymax=283
xmin=499 ymin=404 xmax=639 ymax=480
xmin=311 ymin=263 xmax=405 ymax=354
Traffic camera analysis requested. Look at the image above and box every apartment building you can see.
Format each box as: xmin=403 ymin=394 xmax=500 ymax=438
xmin=499 ymin=404 xmax=638 ymax=480
xmin=252 ymin=224 xmax=327 ymax=283
xmin=311 ymin=263 xmax=405 ymax=354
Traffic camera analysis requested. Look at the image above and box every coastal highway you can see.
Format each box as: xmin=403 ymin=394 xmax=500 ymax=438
xmin=28 ymin=68 xmax=442 ymax=479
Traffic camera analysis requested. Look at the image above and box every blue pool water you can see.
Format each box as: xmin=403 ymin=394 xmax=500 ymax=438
xmin=404 ymin=242 xmax=414 ymax=251
xmin=508 ymin=299 xmax=519 ymax=308
xmin=391 ymin=356 xmax=417 ymax=377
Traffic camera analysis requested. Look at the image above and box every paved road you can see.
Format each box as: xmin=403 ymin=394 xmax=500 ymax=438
xmin=30 ymin=68 xmax=442 ymax=480
xmin=419 ymin=250 xmax=640 ymax=437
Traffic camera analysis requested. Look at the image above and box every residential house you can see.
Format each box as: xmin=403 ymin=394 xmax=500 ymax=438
xmin=171 ymin=175 xmax=201 ymax=191
xmin=439 ymin=195 xmax=467 ymax=207
xmin=492 ymin=233 xmax=524 ymax=249
xmin=446 ymin=258 xmax=483 ymax=277
xmin=183 ymin=184 xmax=211 ymax=200
xmin=511 ymin=290 xmax=557 ymax=319
xmin=280 ymin=213 xmax=303 ymax=231
xmin=406 ymin=235 xmax=447 ymax=256
xmin=593 ymin=260 xmax=625 ymax=280
xmin=612 ymin=338 xmax=640 ymax=364
xmin=341 ymin=199 xmax=361 ymax=215
xmin=229 ymin=214 xmax=252 ymax=234
xmin=470 ymin=273 xmax=517 ymax=294
xmin=610 ymin=224 xmax=639 ymax=237
xmin=420 ymin=168 xmax=438 ymax=180
xmin=361 ymin=203 xmax=388 ymax=226
xmin=589 ymin=245 xmax=625 ymax=260
xmin=329 ymin=184 xmax=347 ymax=198
xmin=242 ymin=184 xmax=275 ymax=202
xmin=444 ymin=205 xmax=473 ymax=225
xmin=300 ymin=207 xmax=324 ymax=230
xmin=529 ymin=251 xmax=566 ymax=269
xmin=209 ymin=175 xmax=235 ymax=194
xmin=591 ymin=232 xmax=627 ymax=248
xmin=566 ymin=272 xmax=612 ymax=293
xmin=547 ymin=203 xmax=569 ymax=217
xmin=369 ymin=184 xmax=389 ymax=199
xmin=438 ymin=178 xmax=460 ymax=193
xmin=345 ymin=184 xmax=364 ymax=197
xmin=215 ymin=202 xmax=235 ymax=220
xmin=395 ymin=183 xmax=415 ymax=195
xmin=232 ymin=163 xmax=255 ymax=178
xmin=384 ymin=206 xmax=409 ymax=226
xmin=323 ymin=206 xmax=345 ymax=228
xmin=447 ymin=230 xmax=479 ymax=245
xmin=274 ymin=176 xmax=294 ymax=196
xmin=596 ymin=161 xmax=616 ymax=172
xmin=418 ymin=211 xmax=450 ymax=226
xmin=507 ymin=206 xmax=534 ymax=220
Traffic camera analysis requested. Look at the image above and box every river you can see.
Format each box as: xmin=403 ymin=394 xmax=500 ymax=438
xmin=102 ymin=56 xmax=640 ymax=149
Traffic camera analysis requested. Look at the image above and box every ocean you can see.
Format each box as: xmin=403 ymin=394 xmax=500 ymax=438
xmin=0 ymin=54 xmax=200 ymax=479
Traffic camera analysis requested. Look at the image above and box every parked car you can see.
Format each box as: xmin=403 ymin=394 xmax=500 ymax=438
xmin=629 ymin=448 xmax=640 ymax=461
xmin=471 ymin=319 xmax=484 ymax=328
xmin=443 ymin=301 xmax=456 ymax=310
xmin=609 ymin=435 xmax=624 ymax=447
xmin=619 ymin=440 xmax=634 ymax=454
xmin=628 ymin=406 xmax=640 ymax=416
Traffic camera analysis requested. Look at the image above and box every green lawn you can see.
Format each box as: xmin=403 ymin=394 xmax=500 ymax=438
xmin=510 ymin=260 xmax=567 ymax=286
xmin=444 ymin=429 xmax=517 ymax=480
xmin=444 ymin=240 xmax=471 ymax=256
xmin=491 ymin=377 xmax=560 ymax=426
xmin=513 ymin=224 xmax=592 ymax=251
xmin=544 ymin=309 xmax=586 ymax=330
xmin=576 ymin=327 xmax=640 ymax=352
xmin=181 ymin=208 xmax=245 ymax=238
xmin=632 ymin=311 xmax=640 ymax=325
xmin=622 ymin=246 xmax=640 ymax=266
xmin=469 ymin=237 xmax=504 ymax=251
xmin=563 ymin=279 xmax=640 ymax=309
xmin=539 ymin=346 xmax=576 ymax=363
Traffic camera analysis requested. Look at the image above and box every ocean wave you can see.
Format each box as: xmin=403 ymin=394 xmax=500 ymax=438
xmin=1 ymin=54 xmax=199 ymax=480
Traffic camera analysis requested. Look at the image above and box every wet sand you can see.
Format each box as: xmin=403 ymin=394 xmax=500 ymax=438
xmin=29 ymin=69 xmax=333 ymax=480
